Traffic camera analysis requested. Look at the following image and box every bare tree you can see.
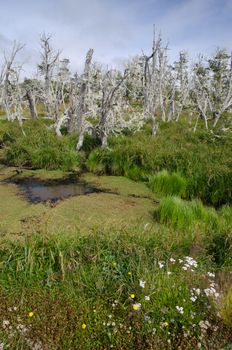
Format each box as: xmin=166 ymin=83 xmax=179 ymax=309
xmin=97 ymin=68 xmax=128 ymax=148
xmin=144 ymin=28 xmax=168 ymax=135
xmin=191 ymin=50 xmax=232 ymax=130
xmin=38 ymin=33 xmax=60 ymax=120
xmin=69 ymin=48 xmax=94 ymax=137
xmin=174 ymin=51 xmax=189 ymax=121
xmin=23 ymin=79 xmax=38 ymax=120
xmin=1 ymin=41 xmax=24 ymax=121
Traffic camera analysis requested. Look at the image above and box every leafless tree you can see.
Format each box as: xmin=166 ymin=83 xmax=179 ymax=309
xmin=144 ymin=28 xmax=168 ymax=135
xmin=0 ymin=41 xmax=24 ymax=121
xmin=38 ymin=33 xmax=60 ymax=120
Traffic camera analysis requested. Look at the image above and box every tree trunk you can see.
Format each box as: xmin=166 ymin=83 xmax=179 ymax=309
xmin=26 ymin=90 xmax=37 ymax=120
xmin=152 ymin=115 xmax=158 ymax=136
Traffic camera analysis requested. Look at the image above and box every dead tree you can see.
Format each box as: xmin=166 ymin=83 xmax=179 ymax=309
xmin=1 ymin=41 xmax=24 ymax=121
xmin=174 ymin=51 xmax=189 ymax=121
xmin=66 ymin=49 xmax=94 ymax=150
xmin=98 ymin=69 xmax=128 ymax=148
xmin=69 ymin=49 xmax=93 ymax=138
xmin=23 ymin=79 xmax=38 ymax=120
xmin=38 ymin=33 xmax=60 ymax=120
xmin=192 ymin=50 xmax=232 ymax=130
xmin=144 ymin=28 xmax=168 ymax=136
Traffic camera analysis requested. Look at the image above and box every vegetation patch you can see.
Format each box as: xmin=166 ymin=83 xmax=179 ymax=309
xmin=0 ymin=232 xmax=231 ymax=349
xmin=148 ymin=170 xmax=187 ymax=197
xmin=154 ymin=196 xmax=219 ymax=230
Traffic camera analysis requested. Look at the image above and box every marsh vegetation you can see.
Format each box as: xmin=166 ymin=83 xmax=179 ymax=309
xmin=0 ymin=31 xmax=232 ymax=349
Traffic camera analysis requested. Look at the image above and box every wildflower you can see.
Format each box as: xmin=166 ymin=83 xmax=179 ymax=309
xmin=167 ymin=271 xmax=172 ymax=275
xmin=130 ymin=293 xmax=135 ymax=299
xmin=204 ymin=286 xmax=220 ymax=298
xmin=199 ymin=320 xmax=210 ymax=332
xmin=139 ymin=280 xmax=145 ymax=288
xmin=176 ymin=306 xmax=184 ymax=314
xmin=128 ymin=271 xmax=132 ymax=276
xmin=16 ymin=324 xmax=28 ymax=335
xmin=93 ymin=309 xmax=96 ymax=313
xmin=185 ymin=256 xmax=198 ymax=268
xmin=81 ymin=323 xmax=87 ymax=330
xmin=145 ymin=295 xmax=150 ymax=301
xmin=3 ymin=320 xmax=10 ymax=329
xmin=170 ymin=258 xmax=176 ymax=263
xmin=133 ymin=303 xmax=141 ymax=311
xmin=158 ymin=261 xmax=165 ymax=269
xmin=28 ymin=312 xmax=34 ymax=318
xmin=164 ymin=321 xmax=169 ymax=327
xmin=207 ymin=272 xmax=215 ymax=278
xmin=152 ymin=328 xmax=156 ymax=334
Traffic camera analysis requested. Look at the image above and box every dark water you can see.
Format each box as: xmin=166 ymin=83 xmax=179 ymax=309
xmin=11 ymin=178 xmax=101 ymax=203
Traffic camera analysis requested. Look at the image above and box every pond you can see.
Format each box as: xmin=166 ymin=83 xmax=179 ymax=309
xmin=8 ymin=178 xmax=102 ymax=203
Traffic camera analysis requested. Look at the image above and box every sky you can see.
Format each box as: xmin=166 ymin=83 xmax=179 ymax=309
xmin=0 ymin=0 xmax=231 ymax=76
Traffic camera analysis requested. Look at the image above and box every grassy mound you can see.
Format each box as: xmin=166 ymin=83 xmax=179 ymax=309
xmin=0 ymin=120 xmax=84 ymax=171
xmin=148 ymin=170 xmax=187 ymax=197
xmin=154 ymin=196 xmax=219 ymax=230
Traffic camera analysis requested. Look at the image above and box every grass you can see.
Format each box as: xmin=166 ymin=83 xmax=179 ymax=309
xmin=87 ymin=120 xmax=232 ymax=207
xmin=0 ymin=231 xmax=231 ymax=349
xmin=0 ymin=120 xmax=84 ymax=171
xmin=1 ymin=166 xmax=231 ymax=348
xmin=1 ymin=118 xmax=232 ymax=206
xmin=0 ymin=167 xmax=156 ymax=238
xmin=148 ymin=170 xmax=187 ymax=197
xmin=154 ymin=196 xmax=219 ymax=229
xmin=0 ymin=116 xmax=232 ymax=349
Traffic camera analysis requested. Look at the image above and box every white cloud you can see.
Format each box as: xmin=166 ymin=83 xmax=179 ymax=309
xmin=0 ymin=0 xmax=231 ymax=75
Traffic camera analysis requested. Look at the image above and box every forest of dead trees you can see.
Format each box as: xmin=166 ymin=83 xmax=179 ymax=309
xmin=0 ymin=30 xmax=232 ymax=150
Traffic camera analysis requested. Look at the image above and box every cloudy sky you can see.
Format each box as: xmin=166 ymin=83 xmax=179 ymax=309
xmin=0 ymin=0 xmax=231 ymax=76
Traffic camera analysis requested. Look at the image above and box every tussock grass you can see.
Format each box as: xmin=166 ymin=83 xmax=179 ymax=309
xmin=148 ymin=170 xmax=187 ymax=197
xmin=154 ymin=196 xmax=219 ymax=230
xmin=87 ymin=121 xmax=232 ymax=206
xmin=0 ymin=120 xmax=84 ymax=171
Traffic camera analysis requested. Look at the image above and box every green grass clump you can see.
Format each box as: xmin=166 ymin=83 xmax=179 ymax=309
xmin=148 ymin=170 xmax=187 ymax=197
xmin=154 ymin=196 xmax=219 ymax=230
xmin=1 ymin=120 xmax=84 ymax=171
xmin=87 ymin=148 xmax=112 ymax=174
